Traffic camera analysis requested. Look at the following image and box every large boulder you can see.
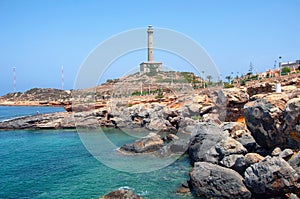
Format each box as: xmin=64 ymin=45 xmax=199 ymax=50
xmin=188 ymin=122 xmax=226 ymax=164
xmin=189 ymin=162 xmax=251 ymax=199
xmin=120 ymin=134 xmax=163 ymax=153
xmin=244 ymin=96 xmax=285 ymax=150
xmin=100 ymin=189 xmax=143 ymax=199
xmin=215 ymin=137 xmax=248 ymax=158
xmin=222 ymin=122 xmax=258 ymax=152
xmin=288 ymin=151 xmax=300 ymax=174
xmin=283 ymin=98 xmax=300 ymax=149
xmin=245 ymin=156 xmax=300 ymax=197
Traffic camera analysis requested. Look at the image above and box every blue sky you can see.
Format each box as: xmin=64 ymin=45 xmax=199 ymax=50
xmin=0 ymin=0 xmax=299 ymax=95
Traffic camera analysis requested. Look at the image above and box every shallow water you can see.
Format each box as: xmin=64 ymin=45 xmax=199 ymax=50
xmin=0 ymin=106 xmax=195 ymax=199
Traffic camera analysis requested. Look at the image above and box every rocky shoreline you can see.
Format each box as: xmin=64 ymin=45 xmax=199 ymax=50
xmin=1 ymin=74 xmax=300 ymax=198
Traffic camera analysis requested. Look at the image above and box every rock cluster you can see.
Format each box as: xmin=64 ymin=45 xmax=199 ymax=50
xmin=100 ymin=189 xmax=143 ymax=199
xmin=1 ymin=81 xmax=300 ymax=199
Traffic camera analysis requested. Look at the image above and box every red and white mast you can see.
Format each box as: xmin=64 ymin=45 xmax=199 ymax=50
xmin=62 ymin=65 xmax=64 ymax=90
xmin=13 ymin=67 xmax=16 ymax=93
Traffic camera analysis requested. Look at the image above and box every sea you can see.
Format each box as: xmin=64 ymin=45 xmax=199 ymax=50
xmin=0 ymin=106 xmax=195 ymax=199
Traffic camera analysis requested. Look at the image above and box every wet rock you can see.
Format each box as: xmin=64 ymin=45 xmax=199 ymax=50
xmin=0 ymin=112 xmax=75 ymax=129
xmin=189 ymin=162 xmax=251 ymax=199
xmin=288 ymin=151 xmax=300 ymax=174
xmin=120 ymin=133 xmax=163 ymax=153
xmin=100 ymin=189 xmax=143 ymax=199
xmin=245 ymin=156 xmax=300 ymax=197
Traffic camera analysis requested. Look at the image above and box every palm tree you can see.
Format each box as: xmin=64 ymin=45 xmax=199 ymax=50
xmin=225 ymin=75 xmax=231 ymax=83
xmin=207 ymin=75 xmax=212 ymax=85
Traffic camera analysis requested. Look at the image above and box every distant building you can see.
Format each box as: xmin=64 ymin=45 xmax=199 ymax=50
xmin=281 ymin=60 xmax=300 ymax=70
xmin=140 ymin=25 xmax=162 ymax=73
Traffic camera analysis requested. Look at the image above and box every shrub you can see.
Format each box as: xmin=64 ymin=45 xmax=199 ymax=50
xmin=223 ymin=83 xmax=234 ymax=88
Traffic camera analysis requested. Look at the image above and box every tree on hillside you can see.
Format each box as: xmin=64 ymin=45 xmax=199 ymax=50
xmin=225 ymin=75 xmax=231 ymax=83
xmin=207 ymin=75 xmax=212 ymax=85
xmin=282 ymin=67 xmax=291 ymax=74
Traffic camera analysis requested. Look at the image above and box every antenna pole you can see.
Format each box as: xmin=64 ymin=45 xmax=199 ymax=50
xmin=13 ymin=67 xmax=16 ymax=93
xmin=62 ymin=66 xmax=64 ymax=90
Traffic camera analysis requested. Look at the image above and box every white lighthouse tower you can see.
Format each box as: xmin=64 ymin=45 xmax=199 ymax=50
xmin=140 ymin=25 xmax=162 ymax=73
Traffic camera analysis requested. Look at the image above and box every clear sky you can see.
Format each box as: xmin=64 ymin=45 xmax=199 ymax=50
xmin=0 ymin=0 xmax=299 ymax=95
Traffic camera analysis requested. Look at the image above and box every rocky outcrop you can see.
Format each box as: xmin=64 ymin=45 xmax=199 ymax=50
xmin=0 ymin=88 xmax=71 ymax=106
xmin=100 ymin=189 xmax=143 ymax=199
xmin=288 ymin=151 xmax=300 ymax=174
xmin=188 ymin=122 xmax=226 ymax=164
xmin=244 ymin=95 xmax=285 ymax=150
xmin=246 ymin=82 xmax=273 ymax=97
xmin=0 ymin=112 xmax=75 ymax=129
xmin=244 ymin=92 xmax=300 ymax=150
xmin=189 ymin=162 xmax=251 ymax=199
xmin=222 ymin=87 xmax=249 ymax=122
xmin=119 ymin=133 xmax=163 ymax=153
xmin=245 ymin=156 xmax=300 ymax=197
xmin=283 ymin=98 xmax=300 ymax=149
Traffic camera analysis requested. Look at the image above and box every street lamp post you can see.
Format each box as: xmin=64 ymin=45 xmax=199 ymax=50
xmin=279 ymin=56 xmax=282 ymax=76
xmin=202 ymin=71 xmax=205 ymax=88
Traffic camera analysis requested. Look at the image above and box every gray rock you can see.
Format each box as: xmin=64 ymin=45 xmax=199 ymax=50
xmin=244 ymin=98 xmax=285 ymax=150
xmin=288 ymin=151 xmax=300 ymax=174
xmin=120 ymin=134 xmax=163 ymax=153
xmin=188 ymin=123 xmax=226 ymax=164
xmin=271 ymin=147 xmax=282 ymax=156
xmin=290 ymin=193 xmax=300 ymax=199
xmin=244 ymin=153 xmax=264 ymax=166
xmin=189 ymin=162 xmax=251 ymax=199
xmin=215 ymin=137 xmax=248 ymax=158
xmin=187 ymin=103 xmax=200 ymax=116
xmin=283 ymin=98 xmax=300 ymax=149
xmin=157 ymin=138 xmax=189 ymax=157
xmin=245 ymin=156 xmax=300 ymax=196
xmin=232 ymin=129 xmax=258 ymax=152
xmin=100 ymin=189 xmax=143 ymax=199
xmin=220 ymin=154 xmax=244 ymax=168
xmin=221 ymin=122 xmax=245 ymax=132
xmin=222 ymin=122 xmax=258 ymax=152
xmin=279 ymin=148 xmax=294 ymax=160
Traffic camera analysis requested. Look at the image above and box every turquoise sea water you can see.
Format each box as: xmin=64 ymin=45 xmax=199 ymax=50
xmin=0 ymin=106 xmax=194 ymax=199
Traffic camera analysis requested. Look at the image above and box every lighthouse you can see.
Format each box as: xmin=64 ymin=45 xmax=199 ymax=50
xmin=140 ymin=25 xmax=162 ymax=73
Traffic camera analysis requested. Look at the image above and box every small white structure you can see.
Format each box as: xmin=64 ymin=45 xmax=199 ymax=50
xmin=275 ymin=83 xmax=282 ymax=93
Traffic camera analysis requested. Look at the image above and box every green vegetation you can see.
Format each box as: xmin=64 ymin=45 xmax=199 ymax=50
xmin=192 ymin=115 xmax=202 ymax=121
xmin=240 ymin=80 xmax=246 ymax=86
xmin=106 ymin=79 xmax=119 ymax=83
xmin=223 ymin=83 xmax=234 ymax=88
xmin=281 ymin=67 xmax=291 ymax=75
xmin=131 ymin=90 xmax=155 ymax=96
xmin=155 ymin=88 xmax=164 ymax=99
